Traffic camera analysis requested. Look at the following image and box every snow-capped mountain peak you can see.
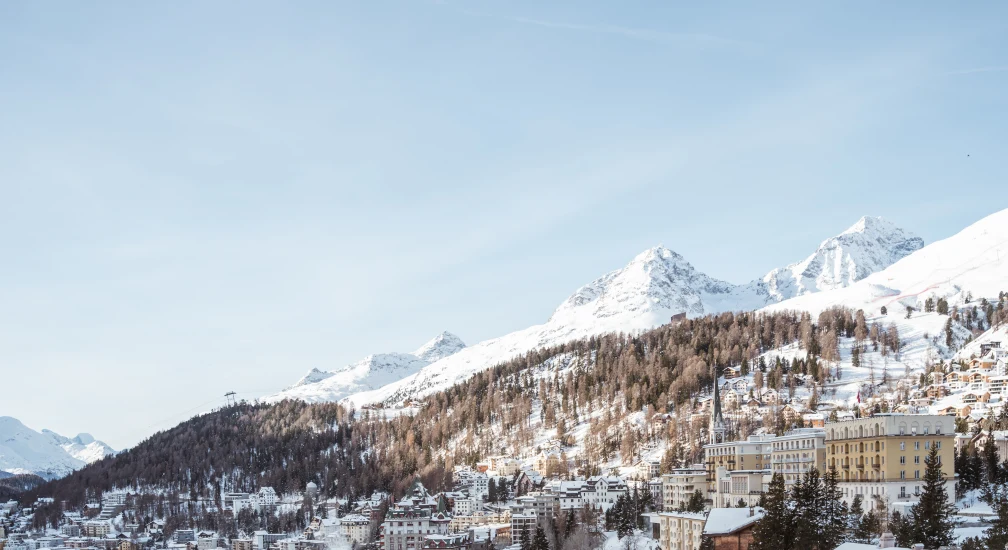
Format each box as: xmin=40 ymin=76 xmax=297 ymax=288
xmin=413 ymin=331 xmax=467 ymax=363
xmin=761 ymin=215 xmax=923 ymax=301
xmin=271 ymin=214 xmax=932 ymax=409
xmin=549 ymin=244 xmax=764 ymax=326
xmin=266 ymin=331 xmax=466 ymax=404
xmin=1 ymin=417 xmax=114 ymax=479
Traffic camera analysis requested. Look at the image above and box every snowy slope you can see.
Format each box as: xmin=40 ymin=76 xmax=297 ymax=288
xmin=0 ymin=416 xmax=84 ymax=478
xmin=344 ymin=217 xmax=921 ymax=408
xmin=764 ymin=208 xmax=1008 ymax=317
xmin=266 ymin=332 xmax=466 ymax=404
xmin=41 ymin=430 xmax=116 ymax=465
xmin=762 ymin=216 xmax=923 ymax=301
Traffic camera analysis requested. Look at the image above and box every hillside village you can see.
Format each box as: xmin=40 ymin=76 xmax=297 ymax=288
xmin=4 ymin=327 xmax=1008 ymax=550
xmin=5 ymin=208 xmax=1008 ymax=550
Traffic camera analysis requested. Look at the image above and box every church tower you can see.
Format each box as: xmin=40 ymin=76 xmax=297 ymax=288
xmin=710 ymin=373 xmax=726 ymax=444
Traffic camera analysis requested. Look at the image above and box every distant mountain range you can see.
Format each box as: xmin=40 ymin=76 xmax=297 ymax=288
xmin=0 ymin=416 xmax=116 ymax=480
xmin=271 ymin=215 xmax=930 ymax=407
xmin=265 ymin=332 xmax=467 ymax=404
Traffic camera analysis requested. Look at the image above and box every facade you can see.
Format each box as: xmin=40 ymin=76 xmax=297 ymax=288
xmin=769 ymin=428 xmax=826 ymax=488
xmin=380 ymin=508 xmax=450 ymax=550
xmin=701 ymin=507 xmax=763 ymax=550
xmin=231 ymin=540 xmax=253 ymax=550
xmin=825 ymin=414 xmax=954 ymax=512
xmin=712 ymin=469 xmax=767 ymax=509
xmin=256 ymin=488 xmax=278 ymax=509
xmin=647 ymin=511 xmax=706 ymax=550
xmin=579 ymin=477 xmax=627 ymax=512
xmin=661 ymin=469 xmax=706 ymax=511
xmin=703 ymin=435 xmax=772 ymax=496
xmin=509 ymin=512 xmax=537 ymax=546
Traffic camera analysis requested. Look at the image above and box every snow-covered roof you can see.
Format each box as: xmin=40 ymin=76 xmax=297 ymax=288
xmin=834 ymin=544 xmax=910 ymax=550
xmin=702 ymin=507 xmax=763 ymax=535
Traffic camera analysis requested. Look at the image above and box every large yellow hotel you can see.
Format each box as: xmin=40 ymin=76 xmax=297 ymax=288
xmin=825 ymin=413 xmax=954 ymax=512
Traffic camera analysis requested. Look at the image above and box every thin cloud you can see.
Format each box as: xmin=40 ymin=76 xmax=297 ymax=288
xmin=461 ymin=10 xmax=758 ymax=52
xmin=945 ymin=65 xmax=1008 ymax=76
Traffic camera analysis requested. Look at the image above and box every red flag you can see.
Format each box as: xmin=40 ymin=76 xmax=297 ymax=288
xmin=856 ymin=390 xmax=861 ymax=404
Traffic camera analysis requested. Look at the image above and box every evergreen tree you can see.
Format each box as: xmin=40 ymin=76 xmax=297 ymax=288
xmin=532 ymin=525 xmax=550 ymax=550
xmin=890 ymin=511 xmax=914 ymax=548
xmin=848 ymin=494 xmax=864 ymax=536
xmin=985 ymin=432 xmax=1003 ymax=485
xmin=487 ymin=478 xmax=497 ymax=503
xmin=791 ymin=468 xmax=823 ymax=549
xmin=520 ymin=527 xmax=532 ymax=550
xmin=905 ymin=443 xmax=955 ymax=548
xmin=983 ymin=495 xmax=1008 ymax=550
xmin=750 ymin=473 xmax=794 ymax=550
xmin=820 ymin=467 xmax=847 ymax=549
xmin=880 ymin=306 xmax=887 ymax=316
xmin=685 ymin=490 xmax=705 ymax=513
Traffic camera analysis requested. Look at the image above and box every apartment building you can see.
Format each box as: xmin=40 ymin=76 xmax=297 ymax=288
xmin=825 ymin=414 xmax=954 ymax=512
xmin=703 ymin=435 xmax=773 ymax=495
xmin=661 ymin=468 xmax=707 ymax=511
xmin=646 ymin=511 xmax=706 ymax=550
xmin=712 ymin=468 xmax=768 ymax=509
xmin=380 ymin=508 xmax=451 ymax=550
xmin=770 ymin=428 xmax=826 ymax=488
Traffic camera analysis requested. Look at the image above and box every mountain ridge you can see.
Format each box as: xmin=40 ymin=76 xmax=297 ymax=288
xmin=313 ymin=215 xmax=927 ymax=408
xmin=0 ymin=417 xmax=115 ymax=480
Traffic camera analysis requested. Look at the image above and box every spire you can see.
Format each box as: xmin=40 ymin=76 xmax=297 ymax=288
xmin=711 ymin=371 xmax=726 ymax=444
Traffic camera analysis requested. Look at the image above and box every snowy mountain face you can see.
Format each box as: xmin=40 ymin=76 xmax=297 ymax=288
xmin=761 ymin=216 xmax=924 ymax=301
xmin=340 ymin=216 xmax=923 ymax=408
xmin=266 ymin=332 xmax=467 ymax=404
xmin=41 ymin=429 xmax=116 ymax=465
xmin=268 ymin=214 xmax=923 ymax=408
xmin=764 ymin=208 xmax=1008 ymax=318
xmin=0 ymin=417 xmax=115 ymax=479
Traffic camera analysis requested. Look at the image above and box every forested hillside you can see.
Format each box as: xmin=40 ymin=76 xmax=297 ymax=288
xmin=27 ymin=309 xmax=858 ymax=501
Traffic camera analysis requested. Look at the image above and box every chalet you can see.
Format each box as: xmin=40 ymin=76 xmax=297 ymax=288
xmin=926 ymin=385 xmax=949 ymax=399
xmin=702 ymin=507 xmax=764 ymax=550
xmin=722 ymin=389 xmax=740 ymax=409
xmin=989 ymin=376 xmax=1008 ymax=395
xmin=928 ymin=371 xmax=945 ymax=385
xmin=731 ymin=379 xmax=749 ymax=393
xmin=802 ymin=413 xmax=825 ymax=428
xmin=761 ymin=389 xmax=779 ymax=405
xmin=722 ymin=366 xmax=741 ymax=379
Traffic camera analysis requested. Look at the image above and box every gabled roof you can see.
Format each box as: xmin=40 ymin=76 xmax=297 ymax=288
xmin=702 ymin=507 xmax=764 ymax=536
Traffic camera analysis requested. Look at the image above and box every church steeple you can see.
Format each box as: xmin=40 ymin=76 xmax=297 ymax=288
xmin=711 ymin=371 xmax=726 ymax=444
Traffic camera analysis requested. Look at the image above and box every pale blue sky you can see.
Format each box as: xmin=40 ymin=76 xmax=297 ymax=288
xmin=1 ymin=2 xmax=1006 ymax=449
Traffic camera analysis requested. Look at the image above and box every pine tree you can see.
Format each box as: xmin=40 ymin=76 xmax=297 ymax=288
xmin=750 ymin=473 xmax=794 ymax=550
xmin=983 ymin=494 xmax=1008 ymax=549
xmin=791 ymin=468 xmax=823 ymax=549
xmin=487 ymin=477 xmax=497 ymax=503
xmin=906 ymin=443 xmax=955 ymax=548
xmin=520 ymin=527 xmax=532 ymax=550
xmin=686 ymin=490 xmax=705 ymax=513
xmin=820 ymin=467 xmax=847 ymax=549
xmin=848 ymin=494 xmax=864 ymax=536
xmin=532 ymin=525 xmax=550 ymax=550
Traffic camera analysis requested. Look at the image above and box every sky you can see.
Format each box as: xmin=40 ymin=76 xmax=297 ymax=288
xmin=1 ymin=1 xmax=1006 ymax=450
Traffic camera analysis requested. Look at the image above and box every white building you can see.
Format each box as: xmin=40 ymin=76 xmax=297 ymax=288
xmin=256 ymin=487 xmax=278 ymax=509
xmin=646 ymin=511 xmax=707 ymax=550
xmin=580 ymin=476 xmax=627 ymax=512
xmin=661 ymin=468 xmax=707 ymax=512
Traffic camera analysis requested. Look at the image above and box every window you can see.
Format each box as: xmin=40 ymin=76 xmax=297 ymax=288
xmin=900 ymin=456 xmax=905 ymax=464
xmin=915 ymin=456 xmax=920 ymax=464
xmin=900 ymin=470 xmax=906 ymax=479
xmin=925 ymin=441 xmax=930 ymax=449
xmin=915 ymin=470 xmax=920 ymax=479
xmin=937 ymin=441 xmax=942 ymax=449
xmin=900 ymin=442 xmax=905 ymax=450
xmin=936 ymin=425 xmax=942 ymax=435
xmin=915 ymin=442 xmax=920 ymax=450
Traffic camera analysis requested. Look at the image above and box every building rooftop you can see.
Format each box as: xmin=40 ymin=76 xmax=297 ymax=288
xmin=702 ymin=507 xmax=764 ymax=536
